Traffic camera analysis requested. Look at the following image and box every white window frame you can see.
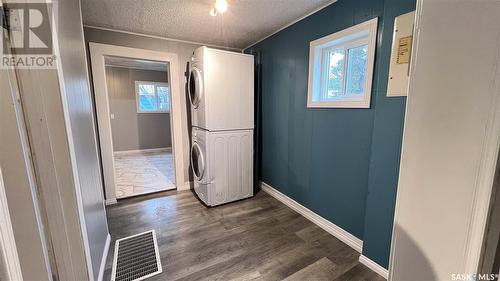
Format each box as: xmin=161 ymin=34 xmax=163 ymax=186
xmin=135 ymin=80 xmax=170 ymax=113
xmin=307 ymin=17 xmax=378 ymax=108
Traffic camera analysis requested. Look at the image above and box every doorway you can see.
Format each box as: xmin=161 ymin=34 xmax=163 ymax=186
xmin=104 ymin=57 xmax=176 ymax=198
xmin=89 ymin=43 xmax=188 ymax=204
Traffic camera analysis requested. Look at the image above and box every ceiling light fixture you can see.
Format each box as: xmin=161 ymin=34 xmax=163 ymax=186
xmin=209 ymin=7 xmax=217 ymax=16
xmin=209 ymin=0 xmax=228 ymax=16
xmin=215 ymin=0 xmax=228 ymax=13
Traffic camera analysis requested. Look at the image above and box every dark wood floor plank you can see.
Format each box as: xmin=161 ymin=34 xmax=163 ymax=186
xmin=102 ymin=189 xmax=381 ymax=281
xmin=256 ymin=244 xmax=326 ymax=281
xmin=282 ymin=257 xmax=339 ymax=281
xmin=334 ymin=263 xmax=386 ymax=281
xmin=231 ymin=271 xmax=265 ymax=281
xmin=175 ymin=230 xmax=304 ymax=281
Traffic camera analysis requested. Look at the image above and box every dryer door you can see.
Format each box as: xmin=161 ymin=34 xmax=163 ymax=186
xmin=191 ymin=142 xmax=205 ymax=181
xmin=188 ymin=67 xmax=203 ymax=108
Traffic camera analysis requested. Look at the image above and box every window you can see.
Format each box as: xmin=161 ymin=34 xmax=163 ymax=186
xmin=307 ymin=18 xmax=378 ymax=108
xmin=135 ymin=81 xmax=170 ymax=113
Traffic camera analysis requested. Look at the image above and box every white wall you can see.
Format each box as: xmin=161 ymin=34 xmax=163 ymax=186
xmin=3 ymin=0 xmax=113 ymax=280
xmin=390 ymin=1 xmax=500 ymax=280
xmin=56 ymin=1 xmax=109 ymax=280
xmin=0 ymin=0 xmax=110 ymax=279
xmin=0 ymin=66 xmax=51 ymax=281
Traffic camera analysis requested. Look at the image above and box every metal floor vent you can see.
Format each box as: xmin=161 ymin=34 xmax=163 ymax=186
xmin=111 ymin=230 xmax=162 ymax=281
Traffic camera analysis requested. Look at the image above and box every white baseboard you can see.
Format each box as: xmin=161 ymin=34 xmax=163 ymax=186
xmin=113 ymin=147 xmax=171 ymax=156
xmin=359 ymin=255 xmax=388 ymax=279
xmin=260 ymin=181 xmax=363 ymax=253
xmin=105 ymin=198 xmax=117 ymax=205
xmin=97 ymin=234 xmax=111 ymax=281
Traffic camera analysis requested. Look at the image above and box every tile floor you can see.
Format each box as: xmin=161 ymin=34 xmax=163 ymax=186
xmin=114 ymin=150 xmax=175 ymax=198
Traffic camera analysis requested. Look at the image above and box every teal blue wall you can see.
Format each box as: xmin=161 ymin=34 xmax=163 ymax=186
xmin=245 ymin=0 xmax=415 ymax=268
xmin=363 ymin=0 xmax=416 ymax=268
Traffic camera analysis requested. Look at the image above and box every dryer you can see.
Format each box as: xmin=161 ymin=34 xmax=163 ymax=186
xmin=191 ymin=127 xmax=253 ymax=206
xmin=188 ymin=46 xmax=254 ymax=131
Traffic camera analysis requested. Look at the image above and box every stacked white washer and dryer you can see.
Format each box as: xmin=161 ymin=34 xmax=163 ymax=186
xmin=188 ymin=46 xmax=254 ymax=207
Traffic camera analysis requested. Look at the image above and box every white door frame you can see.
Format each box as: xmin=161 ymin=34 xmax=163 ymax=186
xmin=89 ymin=43 xmax=188 ymax=203
xmin=388 ymin=0 xmax=500 ymax=278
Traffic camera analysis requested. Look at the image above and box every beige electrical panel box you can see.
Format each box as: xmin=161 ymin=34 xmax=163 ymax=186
xmin=387 ymin=11 xmax=415 ymax=97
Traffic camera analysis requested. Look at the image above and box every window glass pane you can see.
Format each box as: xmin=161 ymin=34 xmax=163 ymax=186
xmin=345 ymin=44 xmax=368 ymax=96
xmin=325 ymin=48 xmax=345 ymax=99
xmin=138 ymin=83 xmax=157 ymax=111
xmin=157 ymin=86 xmax=169 ymax=111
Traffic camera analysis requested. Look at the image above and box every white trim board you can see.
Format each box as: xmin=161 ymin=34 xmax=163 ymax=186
xmin=359 ymin=255 xmax=388 ymax=279
xmin=97 ymin=234 xmax=111 ymax=281
xmin=260 ymin=181 xmax=363 ymax=252
xmin=105 ymin=199 xmax=118 ymax=206
xmin=84 ymin=25 xmax=242 ymax=52
xmin=113 ymin=147 xmax=172 ymax=156
xmin=177 ymin=181 xmax=192 ymax=192
xmin=89 ymin=43 xmax=188 ymax=202
xmin=306 ymin=17 xmax=378 ymax=109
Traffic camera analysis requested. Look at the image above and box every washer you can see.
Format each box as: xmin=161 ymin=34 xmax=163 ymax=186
xmin=191 ymin=128 xmax=209 ymax=204
xmin=191 ymin=127 xmax=253 ymax=206
xmin=188 ymin=46 xmax=254 ymax=131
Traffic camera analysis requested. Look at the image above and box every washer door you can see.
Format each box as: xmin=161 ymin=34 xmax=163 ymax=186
xmin=191 ymin=142 xmax=205 ymax=181
xmin=188 ymin=67 xmax=203 ymax=108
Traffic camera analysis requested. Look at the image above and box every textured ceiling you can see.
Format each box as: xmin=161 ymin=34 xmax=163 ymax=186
xmin=81 ymin=0 xmax=335 ymax=50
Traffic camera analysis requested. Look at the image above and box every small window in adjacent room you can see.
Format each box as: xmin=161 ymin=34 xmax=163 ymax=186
xmin=135 ymin=81 xmax=170 ymax=113
xmin=307 ymin=18 xmax=378 ymax=108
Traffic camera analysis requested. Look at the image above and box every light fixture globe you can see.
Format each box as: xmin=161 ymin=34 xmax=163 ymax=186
xmin=214 ymin=0 xmax=228 ymax=13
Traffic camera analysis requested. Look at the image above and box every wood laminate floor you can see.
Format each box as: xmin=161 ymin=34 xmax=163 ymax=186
xmin=103 ymin=190 xmax=384 ymax=281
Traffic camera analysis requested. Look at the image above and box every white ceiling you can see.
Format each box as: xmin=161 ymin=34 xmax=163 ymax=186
xmin=81 ymin=0 xmax=335 ymax=50
xmin=104 ymin=56 xmax=169 ymax=72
